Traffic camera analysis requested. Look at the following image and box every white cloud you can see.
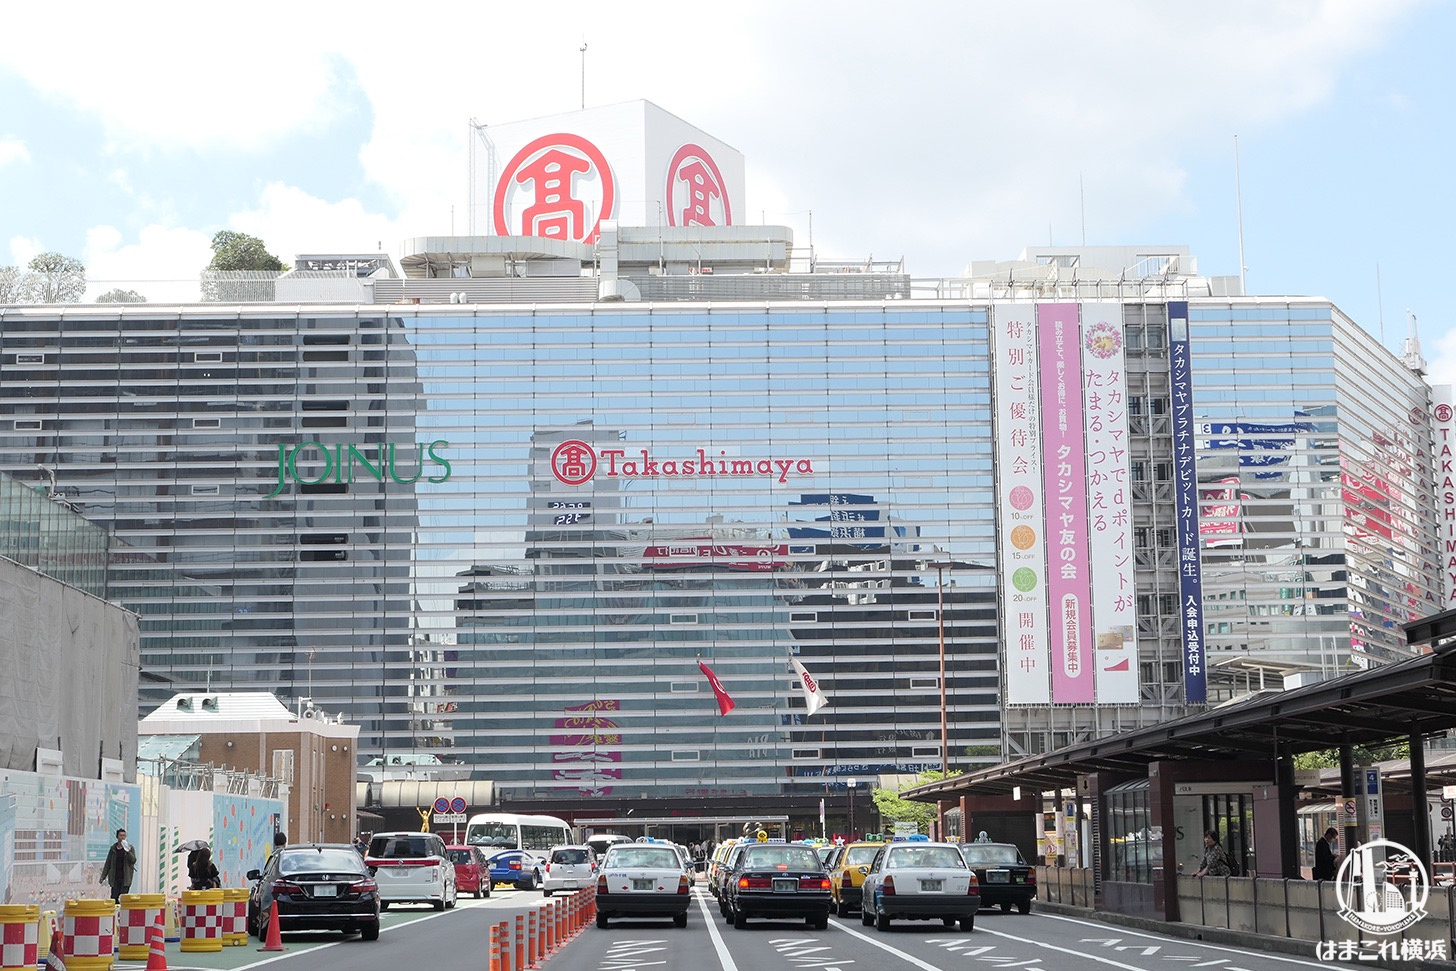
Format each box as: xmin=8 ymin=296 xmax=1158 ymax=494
xmin=232 ymin=183 xmax=410 ymax=262
xmin=9 ymin=236 xmax=43 ymax=266
xmin=0 ymin=137 xmax=28 ymax=166
xmin=84 ymin=224 xmax=213 ymax=302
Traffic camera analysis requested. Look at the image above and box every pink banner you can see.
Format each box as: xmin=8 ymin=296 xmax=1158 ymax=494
xmin=1038 ymin=303 xmax=1093 ymax=703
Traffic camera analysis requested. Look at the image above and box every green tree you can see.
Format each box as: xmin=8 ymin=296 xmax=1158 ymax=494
xmin=1292 ymin=740 xmax=1409 ymax=771
xmin=205 ymin=230 xmax=284 ymax=272
xmin=870 ymin=770 xmax=945 ymax=835
xmin=96 ymin=288 xmax=147 ymax=303
xmin=23 ymin=252 xmax=87 ymax=303
xmin=0 ymin=266 xmax=22 ymax=303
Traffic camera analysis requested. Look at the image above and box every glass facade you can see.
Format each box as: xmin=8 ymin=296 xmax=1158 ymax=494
xmin=0 ymin=305 xmax=1000 ymax=800
xmin=0 ymin=468 xmax=109 ymax=597
xmin=0 ymin=293 xmax=1439 ymax=798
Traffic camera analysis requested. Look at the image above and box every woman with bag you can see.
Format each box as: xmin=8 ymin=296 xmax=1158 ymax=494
xmin=189 ymin=847 xmax=222 ymax=890
xmin=1194 ymin=830 xmax=1233 ymax=878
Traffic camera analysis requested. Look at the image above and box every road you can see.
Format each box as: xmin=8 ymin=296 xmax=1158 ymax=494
xmin=134 ymin=886 xmax=1337 ymax=971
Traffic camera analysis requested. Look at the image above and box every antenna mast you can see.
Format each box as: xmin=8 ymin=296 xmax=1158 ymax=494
xmin=579 ymin=42 xmax=587 ymax=110
xmin=1234 ymin=134 xmax=1248 ymax=295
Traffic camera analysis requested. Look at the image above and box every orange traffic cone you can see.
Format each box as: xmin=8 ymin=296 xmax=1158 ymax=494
xmin=258 ymin=905 xmax=284 ymax=952
xmin=48 ymin=921 xmax=66 ymax=971
xmin=145 ymin=911 xmax=168 ymax=971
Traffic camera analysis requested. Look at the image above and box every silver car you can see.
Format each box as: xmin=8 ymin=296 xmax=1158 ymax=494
xmin=861 ymin=841 xmax=980 ymax=932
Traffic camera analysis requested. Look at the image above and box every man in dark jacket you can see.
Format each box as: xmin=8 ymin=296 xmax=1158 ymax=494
xmin=100 ymin=828 xmax=137 ymax=901
xmin=1313 ymin=827 xmax=1339 ymax=880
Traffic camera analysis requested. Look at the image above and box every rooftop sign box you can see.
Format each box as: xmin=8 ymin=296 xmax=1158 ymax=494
xmin=485 ymin=100 xmax=745 ymax=244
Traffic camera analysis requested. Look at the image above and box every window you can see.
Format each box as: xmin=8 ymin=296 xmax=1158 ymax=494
xmin=1149 ymin=397 xmax=1169 ymax=415
xmin=1158 ymin=593 xmax=1178 ymax=615
xmin=911 ymin=745 xmax=939 ymax=758
xmin=14 ymin=419 xmax=41 ymax=431
xmin=193 ymin=352 xmax=223 ymax=363
xmin=907 ymin=609 xmax=937 ymax=622
xmin=1153 ymin=462 xmax=1173 ymax=482
xmin=192 ymin=418 xmax=221 ymax=429
xmin=790 ymin=611 xmax=817 ymax=623
xmin=300 ymin=549 xmax=347 ymax=562
xmin=669 ymin=682 xmax=698 ymax=694
xmin=909 ymin=677 xmax=939 ymax=690
xmin=1131 ymin=462 xmax=1148 ymax=483
xmin=1156 ymin=527 xmax=1175 ymax=548
xmin=671 ymin=750 xmax=700 ymax=763
xmin=190 ymin=484 xmax=220 ymax=496
xmin=1103 ymin=779 xmax=1154 ymax=884
xmin=792 ymin=748 xmax=820 ymax=760
xmin=669 ymin=613 xmax=699 ymax=625
xmin=16 ymin=353 xmax=44 ymax=365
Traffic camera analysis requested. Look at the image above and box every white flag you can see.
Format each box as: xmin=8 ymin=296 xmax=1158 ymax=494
xmin=790 ymin=658 xmax=829 ymax=716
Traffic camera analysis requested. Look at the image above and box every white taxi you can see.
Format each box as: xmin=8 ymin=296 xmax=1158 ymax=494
xmin=861 ymin=839 xmax=979 ymax=932
xmin=594 ymin=843 xmax=691 ymax=928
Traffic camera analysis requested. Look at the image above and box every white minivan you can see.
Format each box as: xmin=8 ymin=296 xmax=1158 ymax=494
xmin=542 ymin=844 xmax=596 ymax=896
xmin=365 ymin=831 xmax=458 ymax=911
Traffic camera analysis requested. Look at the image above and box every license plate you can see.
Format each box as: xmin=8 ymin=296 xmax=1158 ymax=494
xmin=987 ymin=870 xmax=1010 ymax=883
xmin=920 ymin=879 xmax=943 ymax=892
xmin=631 ymin=878 xmax=654 ymax=891
xmin=314 ymin=885 xmax=337 ymax=897
xmin=772 ymin=878 xmax=797 ymax=893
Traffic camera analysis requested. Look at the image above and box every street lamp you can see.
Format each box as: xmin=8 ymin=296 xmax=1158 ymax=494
xmin=847 ymin=778 xmax=857 ymax=839
xmin=928 ymin=560 xmax=954 ymax=777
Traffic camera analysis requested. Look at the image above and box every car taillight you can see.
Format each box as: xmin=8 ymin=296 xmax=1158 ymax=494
xmin=545 ymin=863 xmax=552 ymax=874
xmin=272 ymin=880 xmax=304 ymax=896
xmin=509 ymin=860 xmax=521 ymax=871
xmin=349 ymin=879 xmax=378 ymax=894
xmin=881 ymin=875 xmax=896 ymax=896
xmin=969 ymin=872 xmax=979 ymax=887
xmin=739 ymin=876 xmax=771 ymax=890
xmin=1026 ymin=871 xmax=1035 ymax=887
xmin=596 ymin=874 xmax=608 ymax=894
xmin=678 ymin=875 xmax=690 ymax=895
xmin=841 ymin=871 xmax=853 ymax=888
xmin=801 ymin=876 xmax=831 ymax=891
xmin=968 ymin=875 xmax=978 ymax=895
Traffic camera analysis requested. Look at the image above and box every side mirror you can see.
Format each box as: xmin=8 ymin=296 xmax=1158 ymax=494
xmin=858 ymin=865 xmax=870 ymax=875
xmin=246 ymin=869 xmax=261 ymax=881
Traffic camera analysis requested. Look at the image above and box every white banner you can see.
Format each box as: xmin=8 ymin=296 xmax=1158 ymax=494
xmin=1082 ymin=302 xmax=1139 ymax=704
xmin=993 ymin=302 xmax=1051 ymax=704
xmin=790 ymin=657 xmax=829 ymax=716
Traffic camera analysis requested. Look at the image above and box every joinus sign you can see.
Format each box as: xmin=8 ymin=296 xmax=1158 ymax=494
xmin=550 ymin=440 xmax=814 ymax=487
xmin=265 ymin=441 xmax=452 ymax=497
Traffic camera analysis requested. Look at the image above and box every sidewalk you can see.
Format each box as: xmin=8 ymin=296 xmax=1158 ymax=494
xmin=1035 ymin=900 xmax=1456 ymax=970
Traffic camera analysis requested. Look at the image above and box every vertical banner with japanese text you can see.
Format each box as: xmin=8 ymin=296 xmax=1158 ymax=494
xmin=1435 ymin=385 xmax=1456 ymax=609
xmin=1167 ymin=301 xmax=1208 ymax=704
xmin=993 ymin=302 xmax=1051 ymax=704
xmin=1081 ymin=302 xmax=1139 ymax=703
xmin=1038 ymin=303 xmax=1093 ymax=704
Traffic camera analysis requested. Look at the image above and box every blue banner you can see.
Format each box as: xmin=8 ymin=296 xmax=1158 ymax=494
xmin=1168 ymin=302 xmax=1207 ymax=704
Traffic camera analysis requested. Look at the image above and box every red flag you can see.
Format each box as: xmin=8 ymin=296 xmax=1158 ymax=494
xmin=698 ymin=660 xmax=736 ymax=716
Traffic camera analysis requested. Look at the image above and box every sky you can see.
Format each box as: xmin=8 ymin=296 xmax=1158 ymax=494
xmin=2 ymin=1 xmax=1454 ymax=380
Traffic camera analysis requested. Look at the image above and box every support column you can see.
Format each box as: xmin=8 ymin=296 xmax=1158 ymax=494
xmin=1275 ymin=743 xmax=1299 ymax=878
xmin=1410 ymin=729 xmax=1431 ymax=872
xmin=1340 ymin=742 xmax=1357 ymax=857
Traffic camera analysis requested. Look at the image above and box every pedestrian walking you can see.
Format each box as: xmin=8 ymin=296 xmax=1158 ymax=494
xmin=1312 ymin=827 xmax=1339 ymax=880
xmin=1194 ymin=830 xmax=1232 ymax=878
xmin=100 ymin=828 xmax=137 ymax=902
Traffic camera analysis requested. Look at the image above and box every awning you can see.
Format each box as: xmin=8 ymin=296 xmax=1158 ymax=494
xmin=137 ymin=734 xmax=201 ymax=761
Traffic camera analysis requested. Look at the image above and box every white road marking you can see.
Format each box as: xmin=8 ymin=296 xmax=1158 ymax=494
xmin=1043 ymin=914 xmax=1333 ymax=969
xmin=693 ymin=889 xmax=741 ymax=971
xmin=828 ymin=919 xmax=957 ymax=970
xmin=977 ymin=926 xmax=1197 ymax=971
xmin=602 ymin=937 xmax=671 ymax=969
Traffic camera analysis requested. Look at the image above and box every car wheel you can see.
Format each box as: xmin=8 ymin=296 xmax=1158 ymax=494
xmin=1017 ymin=899 xmax=1031 ymax=915
xmin=673 ymin=912 xmax=688 ymax=928
xmin=733 ymin=909 xmax=747 ymax=929
xmin=483 ymin=883 xmax=491 ymax=898
xmin=875 ymin=911 xmax=890 ymax=931
xmin=942 ymin=917 xmax=956 ymax=927
xmin=812 ymin=915 xmax=829 ymax=930
xmin=960 ymin=915 xmax=975 ymax=931
xmin=474 ymin=889 xmax=482 ymax=899
xmin=360 ymin=920 xmax=380 ymax=942
xmin=860 ymin=904 xmax=873 ymax=927
xmin=433 ymin=899 xmax=446 ymax=911
xmin=595 ymin=913 xmax=609 ymax=929
xmin=380 ymin=901 xmax=390 ymax=911
xmin=543 ymin=888 xmax=553 ymax=897
xmin=1001 ymin=901 xmax=1012 ymax=913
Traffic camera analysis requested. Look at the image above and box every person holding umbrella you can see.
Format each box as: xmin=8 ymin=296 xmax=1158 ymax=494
xmin=189 ymin=847 xmax=221 ymax=890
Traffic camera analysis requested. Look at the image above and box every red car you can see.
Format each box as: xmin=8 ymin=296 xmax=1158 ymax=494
xmin=447 ymin=845 xmax=492 ymax=898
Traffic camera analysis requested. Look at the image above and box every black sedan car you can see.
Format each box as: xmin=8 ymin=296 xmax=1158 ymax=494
xmin=723 ymin=843 xmax=831 ymax=929
xmin=248 ymin=843 xmax=381 ymax=941
xmin=959 ymin=842 xmax=1036 ymax=914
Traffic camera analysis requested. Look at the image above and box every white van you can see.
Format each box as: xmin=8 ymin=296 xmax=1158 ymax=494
xmin=541 ymin=844 xmax=596 ymax=895
xmin=365 ymin=831 xmax=458 ymax=910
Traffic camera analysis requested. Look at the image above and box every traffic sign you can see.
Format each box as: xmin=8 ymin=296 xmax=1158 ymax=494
xmin=450 ymin=797 xmax=467 ymax=814
xmin=433 ymin=797 xmax=450 ymax=813
xmin=433 ymin=812 xmax=466 ymax=824
xmin=1442 ymin=806 xmax=1453 ymax=821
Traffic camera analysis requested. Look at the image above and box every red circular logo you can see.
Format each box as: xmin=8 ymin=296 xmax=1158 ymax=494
xmin=665 ymin=143 xmax=732 ymax=227
xmin=1435 ymin=404 xmax=1453 ymax=424
xmin=494 ymin=133 xmax=615 ymax=244
xmin=551 ymin=440 xmax=597 ymax=486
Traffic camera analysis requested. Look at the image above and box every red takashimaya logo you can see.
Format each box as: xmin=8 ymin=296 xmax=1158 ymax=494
xmin=494 ymin=133 xmax=615 ymax=243
xmin=665 ymin=143 xmax=731 ymax=227
xmin=549 ymin=440 xmax=813 ymax=486
xmin=1437 ymin=403 xmax=1455 ymax=423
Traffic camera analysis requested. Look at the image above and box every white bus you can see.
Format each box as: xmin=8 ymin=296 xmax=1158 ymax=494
xmin=464 ymin=812 xmax=574 ymax=859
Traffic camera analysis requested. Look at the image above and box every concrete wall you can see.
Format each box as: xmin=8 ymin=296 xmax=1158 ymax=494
xmin=0 ymin=556 xmax=139 ymax=779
